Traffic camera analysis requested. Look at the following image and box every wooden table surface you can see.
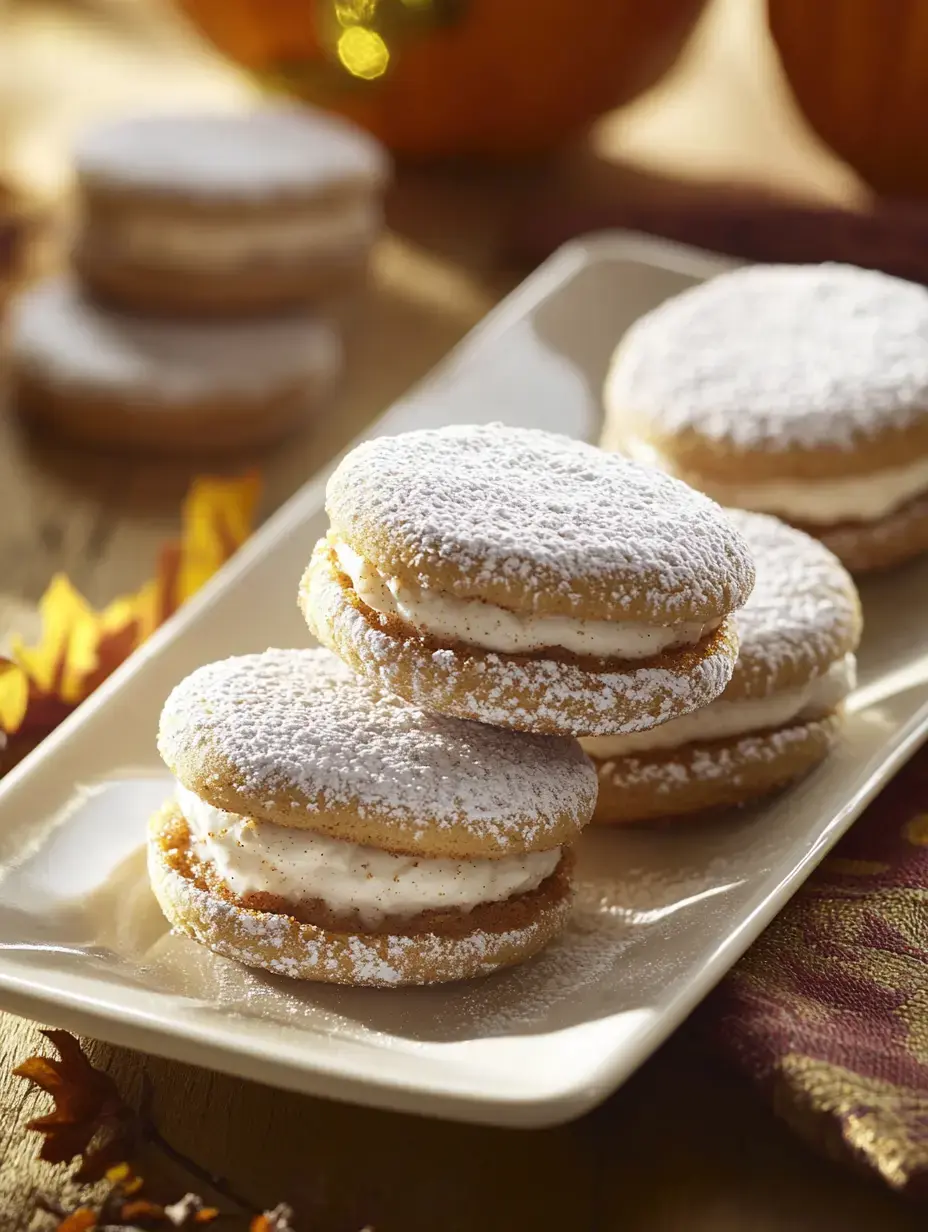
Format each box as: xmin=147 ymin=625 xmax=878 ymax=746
xmin=0 ymin=1 xmax=922 ymax=1228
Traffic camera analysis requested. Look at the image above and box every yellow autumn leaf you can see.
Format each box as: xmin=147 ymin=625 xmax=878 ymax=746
xmin=0 ymin=473 xmax=260 ymax=738
xmin=10 ymin=575 xmax=92 ymax=696
xmin=176 ymin=474 xmax=261 ymax=602
xmin=0 ymin=661 xmax=29 ymax=733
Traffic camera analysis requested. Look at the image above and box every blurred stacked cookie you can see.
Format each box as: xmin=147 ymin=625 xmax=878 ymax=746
xmin=6 ymin=109 xmax=389 ymax=452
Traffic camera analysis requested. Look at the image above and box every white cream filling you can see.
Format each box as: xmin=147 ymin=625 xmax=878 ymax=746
xmin=625 ymin=437 xmax=928 ymax=526
xmin=175 ymin=782 xmax=560 ymax=930
xmin=333 ymin=539 xmax=719 ymax=658
xmin=582 ymin=653 xmax=856 ymax=758
xmin=107 ymin=199 xmax=379 ymax=269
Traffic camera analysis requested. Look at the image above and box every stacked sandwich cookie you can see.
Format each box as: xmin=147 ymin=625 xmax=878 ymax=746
xmin=152 ymin=648 xmax=596 ymax=986
xmin=8 ymin=108 xmax=388 ymax=453
xmin=603 ymin=263 xmax=928 ymax=573
xmin=72 ymin=110 xmax=388 ymax=316
xmin=300 ymin=424 xmax=756 ymax=736
xmin=8 ymin=276 xmax=340 ymax=452
xmin=150 ymin=422 xmax=763 ymax=984
xmin=582 ymin=511 xmax=862 ymax=824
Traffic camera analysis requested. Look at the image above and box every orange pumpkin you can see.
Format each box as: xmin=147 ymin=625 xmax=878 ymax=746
xmin=178 ymin=0 xmax=709 ymax=158
xmin=769 ymin=0 xmax=928 ymax=197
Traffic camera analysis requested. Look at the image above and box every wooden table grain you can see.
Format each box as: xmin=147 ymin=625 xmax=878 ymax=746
xmin=0 ymin=1 xmax=921 ymax=1227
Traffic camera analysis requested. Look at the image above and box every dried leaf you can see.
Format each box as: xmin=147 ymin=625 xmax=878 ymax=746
xmin=173 ymin=474 xmax=261 ymax=604
xmin=0 ymin=659 xmax=29 ymax=732
xmin=250 ymin=1204 xmax=294 ymax=1232
xmin=15 ymin=1030 xmax=138 ymax=1181
xmin=117 ymin=1198 xmax=166 ymax=1223
xmin=104 ymin=1163 xmax=143 ymax=1196
xmin=0 ymin=473 xmax=259 ymax=739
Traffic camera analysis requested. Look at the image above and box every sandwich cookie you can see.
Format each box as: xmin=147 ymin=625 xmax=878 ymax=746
xmin=152 ymin=648 xmax=597 ymax=986
xmin=8 ymin=275 xmax=340 ymax=452
xmin=299 ymin=423 xmax=755 ymax=736
xmin=604 ymin=263 xmax=928 ymax=573
xmin=73 ymin=108 xmax=389 ymax=316
xmin=583 ymin=510 xmax=862 ymax=823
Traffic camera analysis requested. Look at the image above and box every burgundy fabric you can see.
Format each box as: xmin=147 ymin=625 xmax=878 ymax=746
xmin=703 ymin=748 xmax=928 ymax=1195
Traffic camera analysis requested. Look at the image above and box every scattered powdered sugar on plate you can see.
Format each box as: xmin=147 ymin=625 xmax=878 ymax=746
xmin=9 ymin=276 xmax=340 ymax=402
xmin=725 ymin=510 xmax=862 ymax=693
xmin=609 ymin=263 xmax=928 ymax=452
xmin=75 ymin=108 xmax=389 ymax=198
xmin=158 ymin=647 xmax=596 ymax=845
xmin=404 ymin=848 xmax=747 ymax=1036
xmin=326 ymin=423 xmax=755 ymax=621
xmin=437 ymin=888 xmax=638 ymax=1033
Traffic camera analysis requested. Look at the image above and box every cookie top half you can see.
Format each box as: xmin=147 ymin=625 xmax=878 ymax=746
xmin=158 ymin=648 xmax=597 ymax=859
xmin=325 ymin=423 xmax=755 ymax=625
xmin=606 ymin=263 xmax=928 ymax=480
xmin=75 ymin=108 xmax=389 ymax=203
xmin=723 ymin=509 xmax=862 ymax=701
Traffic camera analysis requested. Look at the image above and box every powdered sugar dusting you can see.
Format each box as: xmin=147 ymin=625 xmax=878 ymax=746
xmin=609 ymin=264 xmax=928 ymax=453
xmin=726 ymin=510 xmax=862 ymax=694
xmin=9 ymin=276 xmax=340 ymax=403
xmin=158 ymin=648 xmax=596 ymax=848
xmin=326 ymin=424 xmax=755 ymax=621
xmin=76 ymin=108 xmax=389 ymax=199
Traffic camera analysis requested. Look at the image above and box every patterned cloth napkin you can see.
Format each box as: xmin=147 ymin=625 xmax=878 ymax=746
xmin=703 ymin=747 xmax=928 ymax=1196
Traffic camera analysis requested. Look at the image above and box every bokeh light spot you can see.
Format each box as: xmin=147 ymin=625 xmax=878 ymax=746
xmin=337 ymin=26 xmax=390 ymax=80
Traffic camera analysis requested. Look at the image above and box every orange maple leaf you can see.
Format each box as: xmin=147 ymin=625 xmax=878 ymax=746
xmin=14 ymin=1029 xmax=138 ymax=1182
xmin=116 ymin=1197 xmax=166 ymax=1221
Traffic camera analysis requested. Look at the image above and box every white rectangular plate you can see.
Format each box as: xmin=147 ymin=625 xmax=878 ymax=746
xmin=1 ymin=233 xmax=926 ymax=1129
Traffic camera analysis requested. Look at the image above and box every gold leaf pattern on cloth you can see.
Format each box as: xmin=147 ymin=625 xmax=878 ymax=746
xmin=705 ymin=748 xmax=928 ymax=1196
xmin=777 ymin=1056 xmax=928 ymax=1190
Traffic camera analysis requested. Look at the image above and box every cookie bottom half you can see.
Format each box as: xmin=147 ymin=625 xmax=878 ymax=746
xmin=13 ymin=371 xmax=328 ymax=454
xmin=300 ymin=539 xmax=740 ymax=738
xmin=148 ymin=804 xmax=574 ymax=987
xmin=590 ymin=712 xmax=842 ymax=825
xmin=811 ymin=490 xmax=928 ymax=574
